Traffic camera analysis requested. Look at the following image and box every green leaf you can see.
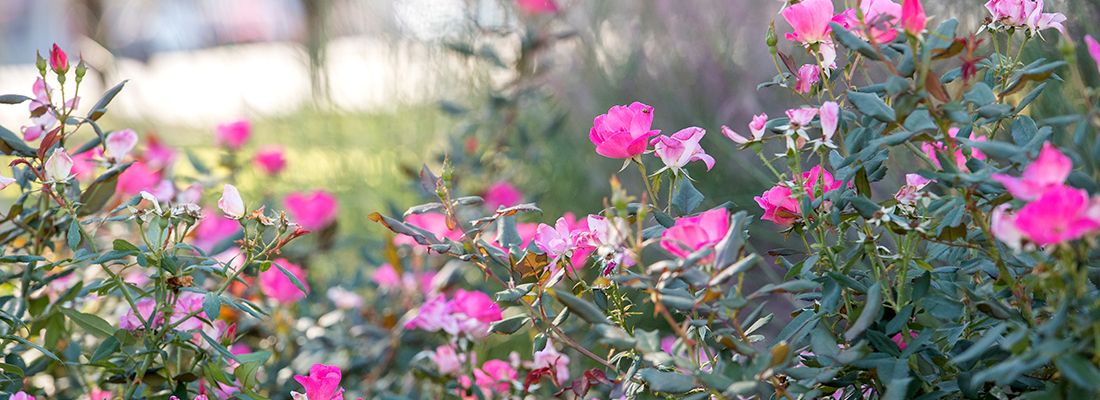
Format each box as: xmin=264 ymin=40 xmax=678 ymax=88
xmin=672 ymin=179 xmax=704 ymax=217
xmin=594 ymin=324 xmax=636 ymax=349
xmin=5 ymin=335 xmax=61 ymax=362
xmin=59 ymin=307 xmax=115 ymax=338
xmin=0 ymin=94 xmax=33 ymax=104
xmin=977 ymin=104 xmax=1014 ymax=120
xmin=86 ymin=80 xmax=128 ymax=121
xmin=952 ymin=323 xmax=1006 ymax=364
xmin=963 ymin=83 xmax=996 ymax=106
xmin=640 ymin=369 xmax=697 ymax=394
xmin=0 ymin=125 xmax=36 ymax=157
xmin=78 ymin=161 xmax=134 ymax=216
xmin=93 ymin=250 xmax=137 ymax=265
xmin=488 ymin=314 xmax=529 ymax=335
xmin=203 ymin=292 xmax=222 ymax=320
xmin=197 ymin=330 xmax=240 ymax=363
xmin=0 ymin=362 xmax=24 ymax=377
xmin=847 ymin=91 xmax=895 ymax=122
xmin=844 ymin=282 xmax=882 ymax=341
xmin=89 ymin=336 xmax=121 ymax=363
xmin=273 ymin=262 xmax=308 ymax=298
xmin=654 ymin=210 xmax=676 ymax=228
xmin=854 ymin=167 xmax=872 ymax=197
xmin=830 ymin=22 xmax=880 ymax=60
xmin=67 ymin=219 xmax=81 ymax=250
xmin=495 ymin=284 xmax=535 ymax=302
xmin=810 ymin=328 xmax=840 ymax=358
xmin=882 ymin=378 xmax=913 ymax=400
xmin=552 ymin=290 xmax=610 ymax=325
xmin=1055 ymin=354 xmax=1100 ymax=391
xmin=113 ymin=239 xmax=140 ymax=252
xmin=845 ymin=195 xmax=881 ymax=219
xmin=923 ymin=294 xmax=964 ymax=320
xmin=233 ymin=351 xmax=271 ymax=388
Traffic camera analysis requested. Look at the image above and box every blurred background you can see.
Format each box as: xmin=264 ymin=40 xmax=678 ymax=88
xmin=1 ymin=0 xmax=1099 ymax=336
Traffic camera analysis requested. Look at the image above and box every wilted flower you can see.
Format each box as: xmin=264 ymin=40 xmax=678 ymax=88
xmin=253 ymin=145 xmax=287 ymax=176
xmin=777 ymin=108 xmax=818 ymax=151
xmin=215 ymin=119 xmax=251 ymax=150
xmin=218 ymin=184 xmax=245 ymax=218
xmin=992 ymin=142 xmax=1072 ymax=201
xmin=45 ymin=147 xmax=74 ymax=183
xmin=796 ymin=64 xmax=820 ymax=93
xmin=895 ymin=173 xmax=933 ymax=204
xmin=285 ymin=190 xmax=338 ymax=231
xmin=260 ymin=259 xmax=308 ymax=304
xmin=651 ymin=127 xmax=715 ymax=174
xmin=589 ymin=102 xmax=660 ymax=159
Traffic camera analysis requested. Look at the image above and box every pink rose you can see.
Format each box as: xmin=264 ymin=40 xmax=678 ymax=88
xmin=285 ymin=190 xmax=339 ymax=231
xmin=1014 ymin=186 xmax=1099 ymax=246
xmin=71 ymin=148 xmax=101 ymax=182
xmin=985 ymin=0 xmax=1065 ymax=34
xmin=451 ymin=289 xmax=503 ymax=326
xmin=722 ymin=113 xmax=769 ymax=145
xmin=992 ymin=142 xmax=1072 ymax=201
xmin=404 ymin=294 xmax=457 ymax=333
xmin=483 ymin=181 xmax=523 ymax=210
xmin=120 ymin=298 xmax=160 ymax=330
xmin=660 ymin=208 xmax=731 ymax=259
xmin=143 ymin=135 xmax=177 ymax=170
xmin=105 ymin=129 xmax=139 ymax=163
xmin=218 ymin=184 xmax=245 ymax=219
xmin=921 ymin=128 xmax=986 ymax=172
xmin=292 ymin=364 xmax=347 ymax=400
xmin=12 ymin=391 xmax=36 ymax=400
xmin=1086 ymin=35 xmax=1100 ymax=75
xmin=589 ymin=102 xmax=661 ymax=159
xmin=895 ymin=173 xmax=933 ymax=204
xmin=530 ymin=343 xmax=570 ymax=385
xmin=371 ymin=263 xmax=402 ymax=290
xmin=171 ymin=292 xmax=207 ymax=331
xmin=432 ymin=345 xmax=463 ymax=375
xmin=260 ymin=259 xmax=308 ymax=303
xmin=326 ymin=287 xmax=363 ymax=310
xmin=215 ymin=119 xmax=251 ymax=150
xmin=991 ymin=204 xmax=1027 ymax=251
xmin=756 ymin=166 xmax=844 ymax=226
xmin=253 ymin=145 xmax=287 ymax=176
xmin=796 ymin=64 xmax=820 ymax=93
xmin=50 ymin=44 xmax=68 ymax=72
xmin=192 ymin=210 xmax=241 ymax=253
xmin=900 ymin=0 xmax=927 ymax=34
xmin=515 ymin=0 xmax=558 ymax=14
xmin=782 ymin=0 xmax=835 ymax=43
xmin=650 ymin=127 xmax=715 ymax=172
xmin=474 ymin=360 xmax=517 ymax=394
xmin=116 ymin=161 xmax=161 ymax=197
xmin=819 ymin=101 xmax=840 ymax=146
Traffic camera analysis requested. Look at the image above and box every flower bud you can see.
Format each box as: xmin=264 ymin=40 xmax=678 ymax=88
xmin=75 ymin=57 xmax=87 ymax=84
xmin=36 ymin=51 xmax=47 ymax=76
xmin=49 ymin=44 xmax=69 ymax=74
xmin=766 ymin=22 xmax=778 ymax=48
xmin=45 ymin=148 xmax=74 ymax=183
xmin=218 ymin=184 xmax=245 ymax=219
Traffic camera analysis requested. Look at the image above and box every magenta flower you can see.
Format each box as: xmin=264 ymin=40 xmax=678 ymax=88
xmin=921 ymin=128 xmax=986 ymax=172
xmin=405 ymin=294 xmax=457 ymax=333
xmin=371 ymin=263 xmax=402 ymax=290
xmin=143 ymin=135 xmax=178 ymax=170
xmin=1086 ymin=35 xmax=1100 ymax=75
xmin=405 ymin=290 xmax=501 ymax=339
xmin=723 ymin=113 xmax=769 ymax=145
xmin=253 ymin=145 xmax=287 ymax=176
xmin=900 ymin=0 xmax=927 ymax=34
xmin=215 ymin=119 xmax=252 ymax=150
xmin=11 ymin=391 xmax=36 ymax=400
xmin=992 ymin=142 xmax=1072 ymax=201
xmin=105 ymin=129 xmax=139 ymax=163
xmin=796 ymin=64 xmax=820 ymax=93
xmin=45 ymin=148 xmax=74 ymax=183
xmin=756 ymin=185 xmax=800 ymax=226
xmin=116 ymin=161 xmax=161 ymax=197
xmin=70 ymin=148 xmax=101 ymax=181
xmin=992 ymin=204 xmax=1027 ymax=251
xmin=285 ymin=190 xmax=339 ymax=231
xmin=1014 ymin=186 xmax=1099 ymax=246
xmin=451 ymin=289 xmax=503 ymax=327
xmin=50 ymin=44 xmax=68 ymax=72
xmin=292 ymin=364 xmax=347 ymax=400
xmin=192 ymin=210 xmax=241 ymax=252
xmin=483 ymin=181 xmax=523 ymax=210
xmin=474 ymin=360 xmax=517 ymax=394
xmin=171 ymin=292 xmax=207 ymax=331
xmin=651 ymin=127 xmax=715 ymax=173
xmin=218 ymin=184 xmax=245 ymax=219
xmin=660 ymin=208 xmax=731 ymax=259
xmin=260 ymin=258 xmax=309 ymax=303
xmin=782 ymin=0 xmax=835 ymax=43
xmin=535 ymin=217 xmax=573 ymax=258
xmin=515 ymin=0 xmax=558 ymax=14
xmin=891 ymin=332 xmax=918 ymax=350
xmin=589 ymin=102 xmax=660 ymax=159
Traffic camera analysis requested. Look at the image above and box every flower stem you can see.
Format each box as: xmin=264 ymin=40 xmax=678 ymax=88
xmin=634 ymin=158 xmax=661 ymax=211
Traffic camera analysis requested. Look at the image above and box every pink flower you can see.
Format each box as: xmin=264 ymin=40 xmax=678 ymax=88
xmin=985 ymin=0 xmax=1066 ymax=35
xmin=584 ymin=215 xmax=636 ymax=273
xmin=895 ymin=173 xmax=933 ymax=204
xmin=755 ymin=166 xmax=844 ymax=226
xmin=651 ymin=127 xmax=715 ymax=173
xmin=260 ymin=259 xmax=309 ymax=303
xmin=782 ymin=0 xmax=835 ymax=43
xmin=215 ymin=119 xmax=251 ymax=150
xmin=921 ymin=128 xmax=986 ymax=172
xmin=105 ymin=129 xmax=139 ymax=163
xmin=285 ymin=190 xmax=338 ymax=231
xmin=431 ymin=344 xmax=464 ymax=375
xmin=483 ymin=181 xmax=523 ymax=210
xmin=11 ymin=391 xmax=36 ymax=400
xmin=819 ymin=101 xmax=840 ymax=147
xmin=45 ymin=148 xmax=74 ymax=182
xmin=292 ymin=364 xmax=347 ymax=400
xmin=86 ymin=389 xmax=111 ymax=400
xmin=218 ymin=184 xmax=245 ymax=218
xmin=405 ymin=290 xmax=501 ymax=339
xmin=589 ymin=102 xmax=661 ymax=159
xmin=1014 ymin=186 xmax=1099 ymax=246
xmin=859 ymin=0 xmax=903 ymax=43
xmin=515 ymin=0 xmax=558 ymax=14
xmin=143 ymin=135 xmax=177 ymax=170
xmin=176 ymin=183 xmax=203 ymax=205
xmin=723 ymin=113 xmax=769 ymax=145
xmin=900 ymin=0 xmax=927 ymax=34
xmin=531 ymin=343 xmax=571 ymax=385
xmin=326 ymin=286 xmax=363 ymax=310
xmin=148 ymin=180 xmax=176 ymax=202
xmin=787 ymin=108 xmax=819 ymax=127
xmin=992 ymin=142 xmax=1072 ymax=201
xmin=891 ymin=332 xmax=918 ymax=350
xmin=1086 ymin=35 xmax=1100 ymax=75
xmin=395 ymin=213 xmax=464 ymax=247
xmin=451 ymin=289 xmax=503 ymax=326
xmin=253 ymin=145 xmax=287 ymax=176
xmin=116 ymin=161 xmax=161 ymax=197
xmin=404 ymin=294 xmax=457 ymax=333
xmin=660 ymin=208 xmax=731 ymax=259
xmin=71 ymin=148 xmax=102 ymax=181
xmin=171 ymin=292 xmax=207 ymax=331
xmin=535 ymin=217 xmax=573 ymax=260
xmin=50 ymin=44 xmax=69 ymax=72
xmin=0 ymin=171 xmax=15 ymax=190
xmin=796 ymin=64 xmax=820 ymax=93
xmin=192 ymin=211 xmax=241 ymax=252
xmin=991 ymin=204 xmax=1028 ymax=251
xmin=474 ymin=360 xmax=517 ymax=394
xmin=120 ymin=298 xmax=160 ymax=330
xmin=372 ymin=263 xmax=402 ymax=289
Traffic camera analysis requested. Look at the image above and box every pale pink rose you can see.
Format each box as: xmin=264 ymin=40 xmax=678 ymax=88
xmin=651 ymin=127 xmax=715 ymax=172
xmin=292 ymin=364 xmax=347 ymax=400
xmin=260 ymin=259 xmax=309 ymax=303
xmin=285 ymin=190 xmax=338 ymax=231
xmin=171 ymin=292 xmax=207 ymax=331
xmin=105 ymin=129 xmax=139 ymax=163
xmin=535 ymin=217 xmax=573 ymax=261
xmin=394 ymin=213 xmax=464 ymax=248
xmin=405 ymin=294 xmax=459 ymax=333
xmin=1014 ymin=186 xmax=1099 ymax=246
xmin=120 ymin=298 xmax=160 ymax=330
xmin=895 ymin=173 xmax=933 ymax=204
xmin=992 ymin=142 xmax=1072 ymax=201
xmin=483 ymin=181 xmax=523 ymax=210
xmin=1086 ymin=35 xmax=1100 ymax=75
xmin=148 ymin=180 xmax=176 ymax=202
xmin=782 ymin=0 xmax=835 ymax=43
xmin=787 ymin=108 xmax=818 ymax=127
xmin=326 ymin=286 xmax=363 ymax=310
xmin=253 ymin=145 xmax=287 ymax=176
xmin=432 ymin=344 xmax=463 ymax=375
xmin=142 ymin=135 xmax=177 ymax=170
xmin=71 ymin=148 xmax=102 ymax=181
xmin=585 ymin=215 xmax=636 ymax=273
xmin=796 ymin=64 xmax=820 ymax=93
xmin=589 ymin=102 xmax=661 ymax=159
xmin=900 ymin=0 xmax=927 ymax=33
xmin=45 ymin=148 xmax=74 ymax=182
xmin=515 ymin=0 xmax=558 ymax=14
xmin=819 ymin=101 xmax=840 ymax=146
xmin=474 ymin=360 xmax=517 ymax=394
xmin=218 ymin=184 xmax=245 ymax=218
xmin=215 ymin=119 xmax=251 ymax=150
xmin=660 ymin=208 xmax=731 ymax=259
xmin=116 ymin=161 xmax=161 ymax=197
xmin=176 ymin=183 xmax=203 ymax=205
xmin=985 ymin=0 xmax=1065 ymax=35
xmin=192 ymin=210 xmax=241 ymax=253
xmin=0 ymin=171 xmax=15 ymax=190
xmin=921 ymin=128 xmax=986 ymax=172
xmin=531 ymin=343 xmax=571 ymax=385
xmin=835 ymin=0 xmax=902 ymax=44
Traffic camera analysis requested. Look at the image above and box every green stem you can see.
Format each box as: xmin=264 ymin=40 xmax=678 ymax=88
xmin=634 ymin=158 xmax=661 ymax=210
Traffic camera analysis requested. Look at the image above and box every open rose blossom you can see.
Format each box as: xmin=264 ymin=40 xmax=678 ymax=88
xmin=985 ymin=0 xmax=1066 ymax=35
xmin=11 ymin=391 xmax=35 ymax=400
xmin=105 ymin=129 xmax=139 ymax=163
xmin=921 ymin=127 xmax=986 ymax=172
xmin=660 ymin=208 xmax=731 ymax=259
xmin=192 ymin=210 xmax=241 ymax=252
xmin=285 ymin=190 xmax=338 ymax=231
xmin=1013 ymin=186 xmax=1099 ymax=246
xmin=215 ymin=119 xmax=251 ymax=150
xmin=0 ymin=171 xmax=16 ymax=190
xmin=782 ymin=0 xmax=834 ymax=43
xmin=483 ymin=181 xmax=523 ymax=210
xmin=474 ymin=360 xmax=517 ymax=395
xmin=589 ymin=102 xmax=660 ymax=159
xmin=260 ymin=259 xmax=309 ymax=304
xmin=253 ymin=145 xmax=287 ymax=176
xmin=405 ymin=289 xmax=502 ymax=339
xmin=992 ymin=142 xmax=1072 ymax=201
xmin=756 ymin=166 xmax=845 ymax=226
xmin=895 ymin=173 xmax=933 ymax=204
xmin=116 ymin=161 xmax=162 ymax=197
xmin=291 ymin=363 xmax=360 ymax=400
xmin=530 ymin=343 xmax=571 ymax=385
xmin=650 ymin=127 xmax=715 ymax=173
